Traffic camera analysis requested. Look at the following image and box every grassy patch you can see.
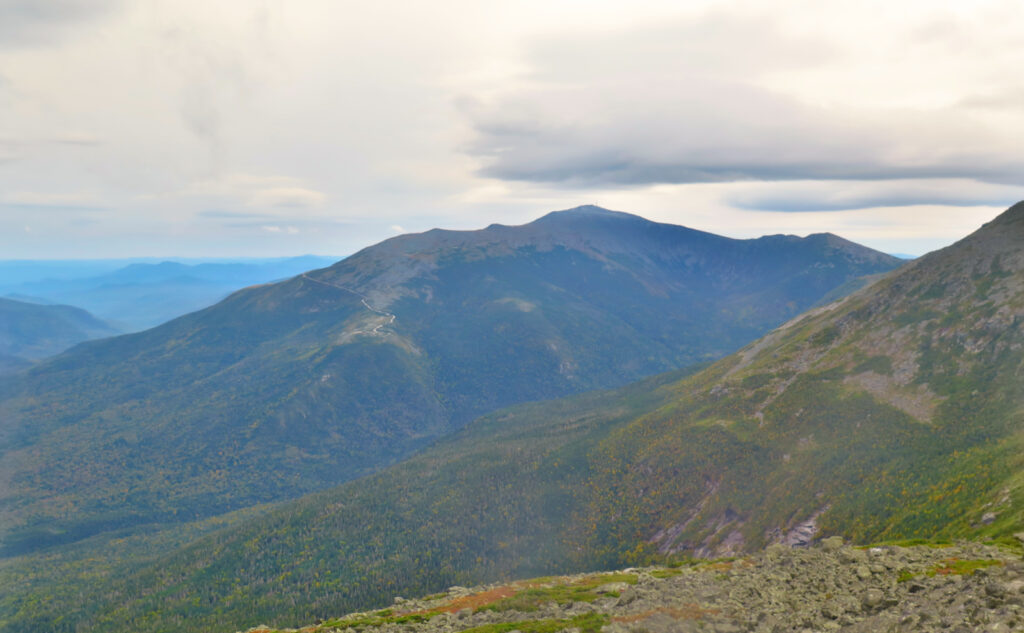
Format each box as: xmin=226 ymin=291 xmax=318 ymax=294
xmin=983 ymin=536 xmax=1024 ymax=555
xmin=321 ymin=611 xmax=435 ymax=630
xmin=927 ymin=558 xmax=1004 ymax=577
xmin=865 ymin=538 xmax=952 ymax=548
xmin=478 ymin=573 xmax=637 ymax=612
xmin=897 ymin=558 xmax=1003 ymax=583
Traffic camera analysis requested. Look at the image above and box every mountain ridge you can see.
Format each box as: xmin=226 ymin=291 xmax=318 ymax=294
xmin=0 ymin=206 xmax=902 ymax=561
xmin=311 ymin=205 xmax=900 ymax=315
xmin=18 ymin=202 xmax=1019 ymax=633
xmin=0 ymin=255 xmax=341 ymax=331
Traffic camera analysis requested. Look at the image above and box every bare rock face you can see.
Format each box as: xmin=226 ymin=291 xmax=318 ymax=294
xmin=243 ymin=541 xmax=1023 ymax=633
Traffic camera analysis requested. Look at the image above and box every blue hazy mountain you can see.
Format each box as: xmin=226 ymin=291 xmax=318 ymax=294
xmin=0 ymin=297 xmax=120 ymax=372
xmin=1 ymin=255 xmax=341 ymax=331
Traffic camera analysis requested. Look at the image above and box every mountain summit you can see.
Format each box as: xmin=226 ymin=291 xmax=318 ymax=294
xmin=0 ymin=207 xmax=900 ymax=557
xmin=12 ymin=202 xmax=1017 ymax=633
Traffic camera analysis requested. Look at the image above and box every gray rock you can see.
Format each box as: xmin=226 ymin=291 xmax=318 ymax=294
xmin=248 ymin=543 xmax=1022 ymax=633
xmin=862 ymin=588 xmax=885 ymax=610
xmin=615 ymin=588 xmax=638 ymax=606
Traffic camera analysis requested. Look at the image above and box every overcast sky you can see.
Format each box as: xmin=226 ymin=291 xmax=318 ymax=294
xmin=1 ymin=0 xmax=1022 ymax=258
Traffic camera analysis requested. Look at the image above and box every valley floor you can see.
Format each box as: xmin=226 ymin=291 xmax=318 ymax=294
xmin=239 ymin=539 xmax=1023 ymax=633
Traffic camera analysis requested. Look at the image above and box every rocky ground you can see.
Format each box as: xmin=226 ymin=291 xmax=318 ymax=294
xmin=242 ymin=538 xmax=1024 ymax=633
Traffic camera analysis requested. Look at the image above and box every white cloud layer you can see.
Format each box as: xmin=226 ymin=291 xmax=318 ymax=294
xmin=0 ymin=0 xmax=1021 ymax=257
xmin=463 ymin=10 xmax=1023 ymax=187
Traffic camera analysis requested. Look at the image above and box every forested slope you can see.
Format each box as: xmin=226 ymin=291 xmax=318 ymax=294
xmin=6 ymin=205 xmax=1018 ymax=633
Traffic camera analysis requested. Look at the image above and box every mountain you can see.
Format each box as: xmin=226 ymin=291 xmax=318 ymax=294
xmin=0 ymin=353 xmax=32 ymax=374
xmin=0 ymin=206 xmax=901 ymax=561
xmin=1 ymin=255 xmax=340 ymax=331
xmin=0 ymin=297 xmax=120 ymax=369
xmin=17 ymin=202 xmax=1018 ymax=633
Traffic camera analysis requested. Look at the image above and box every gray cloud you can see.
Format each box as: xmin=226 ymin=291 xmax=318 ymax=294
xmin=2 ymin=1 xmax=1022 ymax=258
xmin=462 ymin=14 xmax=1023 ymax=188
xmin=0 ymin=0 xmax=123 ymax=48
xmin=729 ymin=181 xmax=1024 ymax=212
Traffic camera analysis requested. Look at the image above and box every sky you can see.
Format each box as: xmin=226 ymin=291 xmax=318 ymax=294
xmin=1 ymin=0 xmax=1023 ymax=258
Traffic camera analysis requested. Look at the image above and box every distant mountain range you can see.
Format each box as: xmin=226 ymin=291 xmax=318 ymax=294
xmin=1 ymin=255 xmax=340 ymax=331
xmin=0 ymin=298 xmax=119 ymax=372
xmin=9 ymin=202 xmax=1017 ymax=633
xmin=0 ymin=205 xmax=902 ymax=569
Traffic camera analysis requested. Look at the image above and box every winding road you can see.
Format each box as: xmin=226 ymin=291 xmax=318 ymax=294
xmin=300 ymin=273 xmax=397 ymax=336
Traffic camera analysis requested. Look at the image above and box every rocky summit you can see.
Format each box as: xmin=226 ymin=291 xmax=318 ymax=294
xmin=238 ymin=540 xmax=1023 ymax=633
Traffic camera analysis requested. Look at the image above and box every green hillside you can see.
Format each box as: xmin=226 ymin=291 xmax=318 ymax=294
xmin=0 ymin=297 xmax=119 ymax=368
xmin=7 ymin=202 xmax=1018 ymax=633
xmin=0 ymin=206 xmax=900 ymax=559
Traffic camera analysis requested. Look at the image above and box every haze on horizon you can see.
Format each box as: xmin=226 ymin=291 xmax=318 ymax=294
xmin=1 ymin=0 xmax=1022 ymax=259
